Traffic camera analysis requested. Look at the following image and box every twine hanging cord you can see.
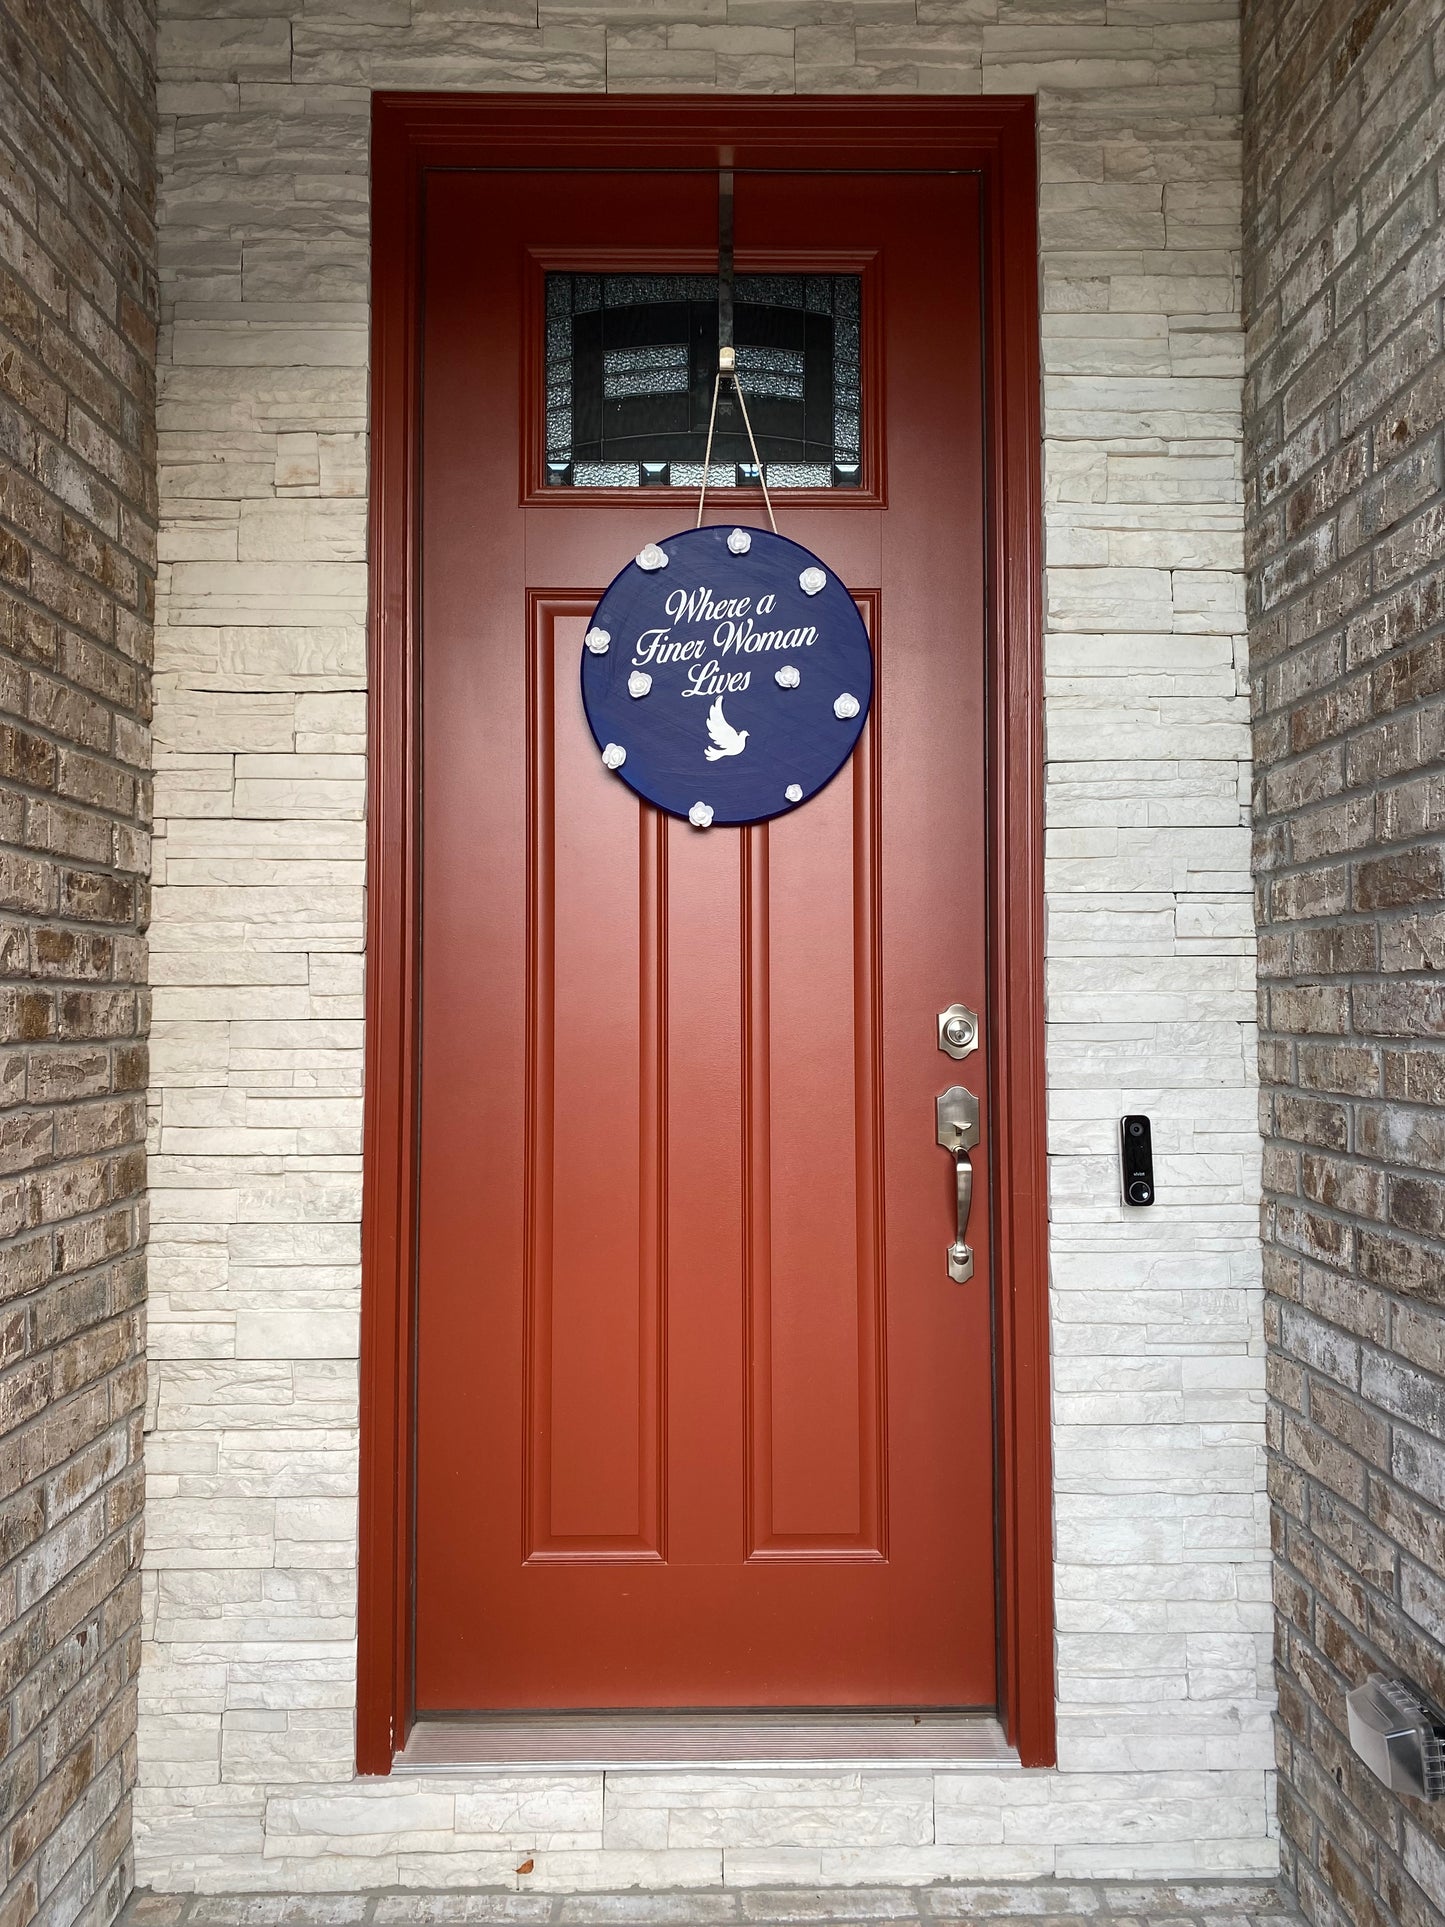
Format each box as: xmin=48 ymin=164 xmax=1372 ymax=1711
xmin=694 ymin=348 xmax=779 ymax=535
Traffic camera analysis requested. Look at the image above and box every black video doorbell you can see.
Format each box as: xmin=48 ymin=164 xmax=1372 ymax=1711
xmin=1120 ymin=1115 xmax=1155 ymax=1207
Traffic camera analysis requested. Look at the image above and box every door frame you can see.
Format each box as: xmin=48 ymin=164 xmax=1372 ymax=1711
xmin=359 ymin=92 xmax=1052 ymax=1772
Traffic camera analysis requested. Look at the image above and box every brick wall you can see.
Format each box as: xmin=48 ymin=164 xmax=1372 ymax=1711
xmin=1242 ymin=0 xmax=1445 ymax=1920
xmin=141 ymin=0 xmax=1272 ymax=1888
xmin=0 ymin=2 xmax=157 ymax=1925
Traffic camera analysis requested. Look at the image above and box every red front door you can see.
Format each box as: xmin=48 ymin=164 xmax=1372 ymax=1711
xmin=414 ymin=162 xmax=994 ymax=1711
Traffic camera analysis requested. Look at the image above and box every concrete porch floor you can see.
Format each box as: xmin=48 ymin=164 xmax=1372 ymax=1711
xmin=123 ymin=1883 xmax=1300 ymax=1927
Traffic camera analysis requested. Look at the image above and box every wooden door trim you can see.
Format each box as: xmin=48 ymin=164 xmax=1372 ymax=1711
xmin=362 ymin=92 xmax=1051 ymax=1773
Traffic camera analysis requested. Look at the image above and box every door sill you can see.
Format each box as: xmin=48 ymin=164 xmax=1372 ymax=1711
xmin=395 ymin=1712 xmax=1019 ymax=1773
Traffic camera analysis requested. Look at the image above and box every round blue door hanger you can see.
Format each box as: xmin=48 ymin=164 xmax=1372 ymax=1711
xmin=580 ymin=525 xmax=872 ymax=827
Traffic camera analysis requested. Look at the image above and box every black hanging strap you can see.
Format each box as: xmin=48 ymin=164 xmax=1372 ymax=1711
xmin=697 ymin=165 xmax=775 ymax=529
xmin=717 ymin=169 xmax=735 ymax=368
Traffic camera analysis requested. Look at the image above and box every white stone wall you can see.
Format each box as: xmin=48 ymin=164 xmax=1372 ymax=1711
xmin=142 ymin=0 xmax=1273 ymax=1891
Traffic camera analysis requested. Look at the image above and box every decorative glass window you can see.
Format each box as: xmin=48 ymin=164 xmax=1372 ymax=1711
xmin=545 ymin=273 xmax=862 ymax=488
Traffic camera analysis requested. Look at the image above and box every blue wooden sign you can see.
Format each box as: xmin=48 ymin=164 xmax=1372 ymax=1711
xmin=580 ymin=524 xmax=872 ymax=827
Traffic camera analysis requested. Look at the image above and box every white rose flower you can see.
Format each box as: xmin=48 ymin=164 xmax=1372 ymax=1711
xmin=601 ymin=743 xmax=626 ymax=770
xmin=785 ymin=784 xmax=803 ymax=803
xmin=688 ymin=801 xmax=714 ymax=829
xmin=833 ymin=692 xmax=860 ymax=720
xmin=583 ymin=628 xmax=610 ymax=654
xmin=628 ymin=671 xmax=653 ymax=698
xmin=637 ymin=543 xmax=669 ymax=571
xmin=799 ymin=566 xmax=827 ymax=595
xmin=727 ymin=528 xmax=752 ymax=554
xmin=775 ymin=665 xmax=801 ymax=689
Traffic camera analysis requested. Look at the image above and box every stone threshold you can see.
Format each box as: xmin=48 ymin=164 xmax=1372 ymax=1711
xmin=396 ymin=1713 xmax=1018 ymax=1773
xmin=125 ymin=1881 xmax=1300 ymax=1925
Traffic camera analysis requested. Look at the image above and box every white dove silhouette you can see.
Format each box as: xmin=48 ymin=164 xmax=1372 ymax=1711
xmin=704 ymin=696 xmax=749 ymax=762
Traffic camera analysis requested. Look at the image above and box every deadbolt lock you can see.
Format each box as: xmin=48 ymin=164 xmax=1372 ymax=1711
xmin=937 ymin=1002 xmax=979 ymax=1061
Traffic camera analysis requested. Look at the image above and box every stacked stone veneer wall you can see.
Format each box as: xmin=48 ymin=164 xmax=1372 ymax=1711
xmin=0 ymin=1 xmax=158 ymax=1924
xmin=142 ymin=0 xmax=1272 ymax=1890
xmin=1242 ymin=0 xmax=1445 ymax=1921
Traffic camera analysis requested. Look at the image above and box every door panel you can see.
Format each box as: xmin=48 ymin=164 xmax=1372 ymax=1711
xmin=526 ymin=607 xmax=664 ymax=1560
xmin=415 ymin=166 xmax=993 ymax=1710
xmin=746 ymin=721 xmax=885 ymax=1560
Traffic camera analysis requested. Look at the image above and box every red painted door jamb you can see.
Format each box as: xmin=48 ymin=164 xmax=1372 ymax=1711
xmin=360 ymin=91 xmax=1051 ymax=1773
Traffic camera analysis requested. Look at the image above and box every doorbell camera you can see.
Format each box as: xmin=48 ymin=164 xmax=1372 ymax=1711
xmin=1120 ymin=1115 xmax=1155 ymax=1207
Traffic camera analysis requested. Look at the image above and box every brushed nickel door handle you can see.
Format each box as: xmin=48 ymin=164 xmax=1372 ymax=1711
xmin=936 ymin=1085 xmax=979 ymax=1284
